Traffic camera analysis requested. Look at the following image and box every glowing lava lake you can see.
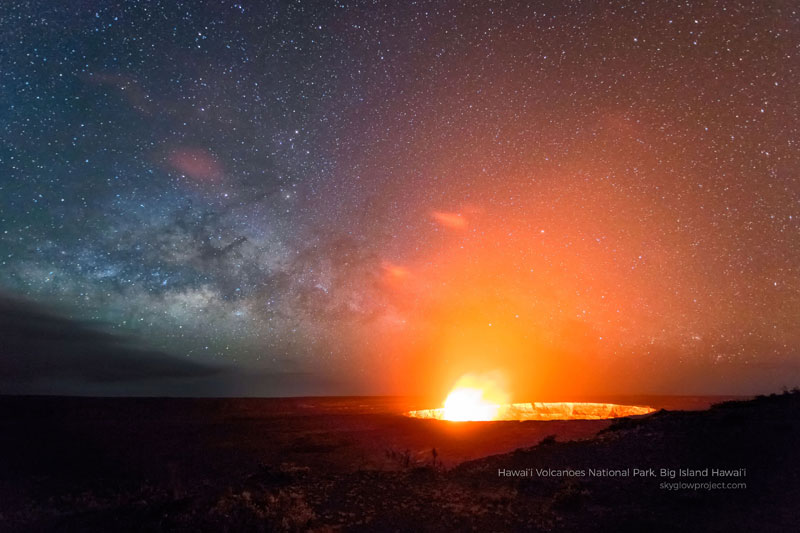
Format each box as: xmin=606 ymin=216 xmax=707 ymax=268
xmin=407 ymin=401 xmax=656 ymax=422
xmin=406 ymin=373 xmax=656 ymax=421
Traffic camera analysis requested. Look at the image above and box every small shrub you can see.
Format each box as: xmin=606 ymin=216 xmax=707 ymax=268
xmin=550 ymin=481 xmax=587 ymax=512
xmin=539 ymin=434 xmax=557 ymax=445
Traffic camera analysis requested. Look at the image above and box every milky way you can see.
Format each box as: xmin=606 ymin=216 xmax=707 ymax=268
xmin=0 ymin=0 xmax=798 ymax=396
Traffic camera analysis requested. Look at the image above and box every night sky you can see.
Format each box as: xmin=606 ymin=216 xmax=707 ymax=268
xmin=1 ymin=0 xmax=798 ymax=397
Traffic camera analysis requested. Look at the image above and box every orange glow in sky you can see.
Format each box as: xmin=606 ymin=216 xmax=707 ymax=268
xmin=363 ymin=197 xmax=718 ymax=400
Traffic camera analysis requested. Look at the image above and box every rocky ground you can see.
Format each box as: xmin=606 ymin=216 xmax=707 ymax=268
xmin=1 ymin=392 xmax=798 ymax=531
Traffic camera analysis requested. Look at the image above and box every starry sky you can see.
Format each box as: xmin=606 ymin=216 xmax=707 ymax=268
xmin=1 ymin=0 xmax=798 ymax=397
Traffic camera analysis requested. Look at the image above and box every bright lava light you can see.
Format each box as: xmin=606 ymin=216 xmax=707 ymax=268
xmin=443 ymin=387 xmax=501 ymax=421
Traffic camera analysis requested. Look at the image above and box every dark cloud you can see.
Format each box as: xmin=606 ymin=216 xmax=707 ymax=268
xmin=0 ymin=295 xmax=224 ymax=389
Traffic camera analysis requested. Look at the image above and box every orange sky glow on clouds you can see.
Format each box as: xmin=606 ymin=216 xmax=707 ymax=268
xmin=431 ymin=211 xmax=468 ymax=230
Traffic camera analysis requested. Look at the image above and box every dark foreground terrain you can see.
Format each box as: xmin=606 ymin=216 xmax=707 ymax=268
xmin=0 ymin=392 xmax=797 ymax=531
